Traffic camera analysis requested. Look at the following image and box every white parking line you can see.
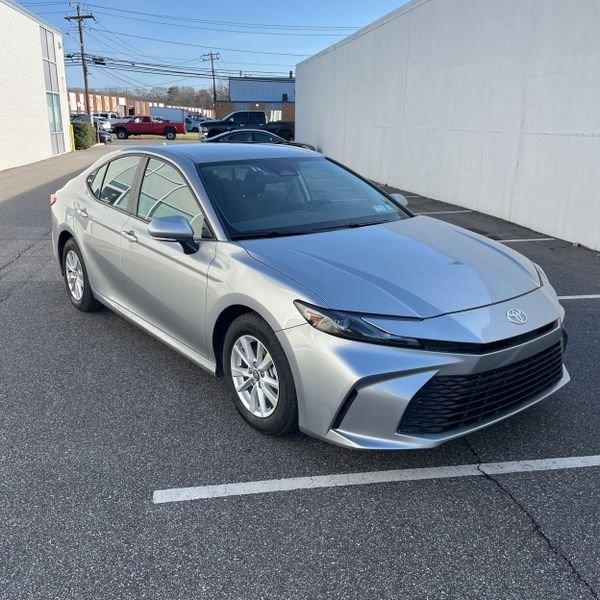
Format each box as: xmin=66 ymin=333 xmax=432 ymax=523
xmin=152 ymin=454 xmax=600 ymax=504
xmin=415 ymin=209 xmax=473 ymax=215
xmin=558 ymin=294 xmax=600 ymax=300
xmin=499 ymin=237 xmax=555 ymax=243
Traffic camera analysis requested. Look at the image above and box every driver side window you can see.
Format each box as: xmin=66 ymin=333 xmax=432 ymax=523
xmin=137 ymin=158 xmax=210 ymax=238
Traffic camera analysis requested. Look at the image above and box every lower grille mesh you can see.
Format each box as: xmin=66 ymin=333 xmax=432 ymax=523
xmin=398 ymin=342 xmax=564 ymax=435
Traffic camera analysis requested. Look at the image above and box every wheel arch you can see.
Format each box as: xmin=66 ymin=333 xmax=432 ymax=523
xmin=212 ymin=304 xmax=258 ymax=376
xmin=57 ymin=229 xmax=74 ymax=273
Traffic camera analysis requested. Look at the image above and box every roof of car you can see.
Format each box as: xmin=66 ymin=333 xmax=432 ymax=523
xmin=120 ymin=142 xmax=315 ymax=163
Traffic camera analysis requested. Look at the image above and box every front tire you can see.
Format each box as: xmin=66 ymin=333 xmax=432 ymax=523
xmin=223 ymin=313 xmax=297 ymax=436
xmin=62 ymin=239 xmax=101 ymax=312
xmin=115 ymin=128 xmax=128 ymax=140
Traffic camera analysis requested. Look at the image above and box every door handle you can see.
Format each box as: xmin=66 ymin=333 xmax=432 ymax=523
xmin=76 ymin=207 xmax=88 ymax=218
xmin=122 ymin=229 xmax=138 ymax=242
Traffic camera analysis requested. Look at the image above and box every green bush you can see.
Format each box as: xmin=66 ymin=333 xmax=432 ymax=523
xmin=72 ymin=122 xmax=96 ymax=150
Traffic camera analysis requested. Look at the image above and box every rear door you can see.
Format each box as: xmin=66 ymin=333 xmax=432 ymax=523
xmin=74 ymin=154 xmax=144 ymax=304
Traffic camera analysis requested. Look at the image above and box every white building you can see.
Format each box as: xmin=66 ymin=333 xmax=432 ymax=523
xmin=297 ymin=0 xmax=600 ymax=251
xmin=0 ymin=0 xmax=70 ymax=171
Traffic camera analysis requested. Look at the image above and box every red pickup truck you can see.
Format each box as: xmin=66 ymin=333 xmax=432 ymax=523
xmin=112 ymin=116 xmax=186 ymax=140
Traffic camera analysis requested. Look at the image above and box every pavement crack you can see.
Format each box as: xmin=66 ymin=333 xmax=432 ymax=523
xmin=0 ymin=230 xmax=51 ymax=280
xmin=0 ymin=232 xmax=53 ymax=305
xmin=464 ymin=438 xmax=598 ymax=599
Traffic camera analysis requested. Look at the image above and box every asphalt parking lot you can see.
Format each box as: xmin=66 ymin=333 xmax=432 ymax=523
xmin=1 ymin=143 xmax=599 ymax=599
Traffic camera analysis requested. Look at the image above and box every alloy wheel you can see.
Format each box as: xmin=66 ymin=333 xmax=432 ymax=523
xmin=230 ymin=335 xmax=279 ymax=418
xmin=65 ymin=250 xmax=84 ymax=302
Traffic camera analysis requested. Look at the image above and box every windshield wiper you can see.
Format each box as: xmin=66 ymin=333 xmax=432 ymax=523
xmin=308 ymin=220 xmax=388 ymax=234
xmin=232 ymin=230 xmax=306 ymax=240
xmin=232 ymin=220 xmax=390 ymax=240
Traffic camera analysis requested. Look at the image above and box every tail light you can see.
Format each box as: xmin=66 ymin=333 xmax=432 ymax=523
xmin=50 ymin=193 xmax=58 ymax=206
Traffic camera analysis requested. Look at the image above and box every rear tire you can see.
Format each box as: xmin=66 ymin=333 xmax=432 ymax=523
xmin=223 ymin=313 xmax=298 ymax=436
xmin=62 ymin=239 xmax=101 ymax=312
xmin=165 ymin=129 xmax=176 ymax=140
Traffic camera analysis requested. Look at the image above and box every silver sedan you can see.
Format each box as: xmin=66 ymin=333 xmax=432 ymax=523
xmin=50 ymin=144 xmax=569 ymax=449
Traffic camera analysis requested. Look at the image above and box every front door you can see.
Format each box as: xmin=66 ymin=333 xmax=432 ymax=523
xmin=120 ymin=156 xmax=216 ymax=355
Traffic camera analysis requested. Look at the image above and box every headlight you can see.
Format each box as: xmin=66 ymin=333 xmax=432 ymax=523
xmin=294 ymin=301 xmax=421 ymax=349
xmin=201 ymin=127 xmax=208 ymax=133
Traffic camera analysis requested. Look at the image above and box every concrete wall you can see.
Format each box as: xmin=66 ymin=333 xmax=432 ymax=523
xmin=0 ymin=0 xmax=70 ymax=171
xmin=296 ymin=0 xmax=600 ymax=251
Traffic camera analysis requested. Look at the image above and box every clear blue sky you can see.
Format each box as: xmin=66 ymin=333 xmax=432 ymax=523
xmin=19 ymin=0 xmax=406 ymax=91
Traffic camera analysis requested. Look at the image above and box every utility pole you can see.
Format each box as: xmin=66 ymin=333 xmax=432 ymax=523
xmin=65 ymin=4 xmax=95 ymax=123
xmin=202 ymin=52 xmax=220 ymax=105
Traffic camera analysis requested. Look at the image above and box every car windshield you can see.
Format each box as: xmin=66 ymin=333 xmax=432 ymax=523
xmin=197 ymin=157 xmax=408 ymax=239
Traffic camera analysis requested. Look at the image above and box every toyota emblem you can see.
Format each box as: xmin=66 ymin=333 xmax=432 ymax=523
xmin=507 ymin=309 xmax=527 ymax=325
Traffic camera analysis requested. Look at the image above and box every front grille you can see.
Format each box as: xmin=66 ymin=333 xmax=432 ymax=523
xmin=398 ymin=342 xmax=564 ymax=435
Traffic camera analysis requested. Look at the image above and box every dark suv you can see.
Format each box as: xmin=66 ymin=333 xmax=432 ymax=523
xmin=200 ymin=110 xmax=294 ymax=140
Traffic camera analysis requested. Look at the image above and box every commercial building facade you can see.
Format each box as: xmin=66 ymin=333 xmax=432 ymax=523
xmin=215 ymin=76 xmax=295 ymax=121
xmin=68 ymin=91 xmax=213 ymax=118
xmin=0 ymin=0 xmax=70 ymax=170
xmin=297 ymin=0 xmax=600 ymax=251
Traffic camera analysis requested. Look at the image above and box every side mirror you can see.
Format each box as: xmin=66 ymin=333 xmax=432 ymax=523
xmin=390 ymin=192 xmax=409 ymax=208
xmin=148 ymin=215 xmax=199 ymax=254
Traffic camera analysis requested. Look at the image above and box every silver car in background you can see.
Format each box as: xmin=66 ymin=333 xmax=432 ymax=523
xmin=50 ymin=144 xmax=569 ymax=449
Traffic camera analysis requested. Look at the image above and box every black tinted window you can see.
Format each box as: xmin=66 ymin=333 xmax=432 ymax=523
xmin=98 ymin=156 xmax=142 ymax=209
xmin=252 ymin=132 xmax=275 ymax=143
xmin=198 ymin=157 xmax=406 ymax=239
xmin=228 ymin=132 xmax=253 ymax=142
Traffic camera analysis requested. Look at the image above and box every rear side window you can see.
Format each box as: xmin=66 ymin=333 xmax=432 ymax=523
xmin=248 ymin=113 xmax=263 ymax=124
xmin=88 ymin=164 xmax=108 ymax=198
xmin=137 ymin=158 xmax=209 ymax=237
xmin=252 ymin=132 xmax=276 ymax=143
xmin=228 ymin=132 xmax=253 ymax=142
xmin=98 ymin=155 xmax=143 ymax=209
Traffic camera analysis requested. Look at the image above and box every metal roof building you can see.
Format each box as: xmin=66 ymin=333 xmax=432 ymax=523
xmin=229 ymin=77 xmax=295 ymax=103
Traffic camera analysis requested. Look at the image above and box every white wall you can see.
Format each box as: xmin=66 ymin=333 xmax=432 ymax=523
xmin=0 ymin=0 xmax=70 ymax=171
xmin=297 ymin=0 xmax=600 ymax=251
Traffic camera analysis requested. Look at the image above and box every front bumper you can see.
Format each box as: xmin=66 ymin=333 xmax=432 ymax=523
xmin=276 ymin=286 xmax=569 ymax=450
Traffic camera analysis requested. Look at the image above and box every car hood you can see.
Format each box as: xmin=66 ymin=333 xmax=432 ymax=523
xmin=238 ymin=216 xmax=540 ymax=319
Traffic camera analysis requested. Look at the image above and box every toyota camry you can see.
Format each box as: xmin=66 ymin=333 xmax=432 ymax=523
xmin=50 ymin=144 xmax=569 ymax=449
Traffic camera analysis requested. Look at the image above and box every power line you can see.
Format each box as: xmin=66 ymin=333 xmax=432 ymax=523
xmin=68 ymin=45 xmax=295 ymax=68
xmin=65 ymin=53 xmax=293 ymax=77
xmin=92 ymin=21 xmax=158 ymax=59
xmin=86 ymin=8 xmax=348 ymax=37
xmin=84 ymin=27 xmax=310 ymax=57
xmin=70 ymin=2 xmax=359 ymax=30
